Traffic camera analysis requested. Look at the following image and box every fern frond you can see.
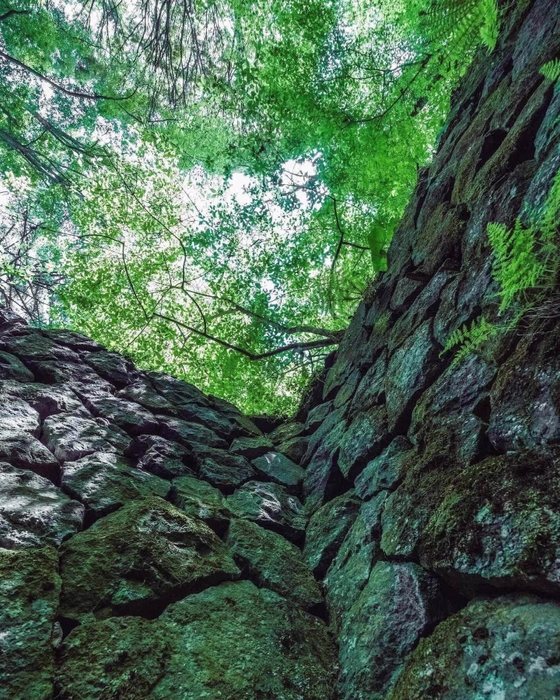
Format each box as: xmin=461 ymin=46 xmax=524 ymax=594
xmin=443 ymin=316 xmax=497 ymax=365
xmin=540 ymin=59 xmax=560 ymax=82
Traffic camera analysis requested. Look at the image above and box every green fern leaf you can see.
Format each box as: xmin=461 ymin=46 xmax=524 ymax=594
xmin=540 ymin=59 xmax=560 ymax=82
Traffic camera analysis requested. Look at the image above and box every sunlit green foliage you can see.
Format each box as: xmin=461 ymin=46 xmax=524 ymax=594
xmin=0 ymin=0 xmax=497 ymax=412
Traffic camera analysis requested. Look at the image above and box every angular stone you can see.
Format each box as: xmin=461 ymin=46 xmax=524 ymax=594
xmin=269 ymin=421 xmax=305 ymax=445
xmin=0 ymin=546 xmax=60 ymax=700
xmin=62 ymin=452 xmax=170 ymax=521
xmin=197 ymin=451 xmax=256 ymax=493
xmin=410 ymin=353 xmax=496 ymax=465
xmin=85 ymin=396 xmax=160 ymax=436
xmin=127 ymin=434 xmax=196 ymax=479
xmin=251 ymin=451 xmax=305 ymax=492
xmin=117 ymin=378 xmax=177 ymax=415
xmin=43 ymin=412 xmax=130 ymax=462
xmin=226 ymin=518 xmax=323 ymax=610
xmin=338 ymin=406 xmax=389 ymax=480
xmin=303 ymin=421 xmax=346 ymax=510
xmin=0 ymin=395 xmax=41 ymax=436
xmin=0 ymin=463 xmax=84 ymax=549
xmin=229 ymin=435 xmax=274 ymax=459
xmin=303 ymin=491 xmax=361 ymax=578
xmin=84 ymin=350 xmax=135 ymax=387
xmin=158 ymin=416 xmax=227 ymax=449
xmin=324 ymin=492 xmax=387 ymax=630
xmin=277 ymin=435 xmax=309 ymax=463
xmin=339 ymin=561 xmax=450 ymax=700
xmin=0 ymin=351 xmax=34 ymax=381
xmin=420 ymin=450 xmax=560 ymax=597
xmin=171 ymin=402 xmax=239 ymax=439
xmin=303 ymin=406 xmax=346 ymax=465
xmin=355 ymin=436 xmax=412 ymax=499
xmin=389 ymin=595 xmax=560 ymax=700
xmin=385 ymin=319 xmax=440 ymax=432
xmin=349 ymin=350 xmax=388 ymax=415
xmin=227 ymin=481 xmax=307 ymax=543
xmin=1 ymin=380 xmax=88 ymax=419
xmin=147 ymin=371 xmax=211 ymax=407
xmin=57 ymin=581 xmax=338 ymax=700
xmin=0 ymin=329 xmax=81 ymax=362
xmin=169 ymin=475 xmax=232 ymax=535
xmin=489 ymin=323 xmax=560 ymax=452
xmin=29 ymin=359 xmax=113 ymax=394
xmin=59 ymin=497 xmax=239 ymax=621
xmin=305 ymin=401 xmax=334 ymax=432
xmin=0 ymin=432 xmax=60 ymax=480
xmin=42 ymin=328 xmax=105 ymax=351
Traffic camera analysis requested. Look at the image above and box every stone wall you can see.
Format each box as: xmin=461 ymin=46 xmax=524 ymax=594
xmin=2 ymin=0 xmax=560 ymax=697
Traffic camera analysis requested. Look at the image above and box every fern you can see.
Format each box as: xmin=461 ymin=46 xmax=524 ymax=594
xmin=540 ymin=59 xmax=560 ymax=82
xmin=443 ymin=316 xmax=497 ymax=365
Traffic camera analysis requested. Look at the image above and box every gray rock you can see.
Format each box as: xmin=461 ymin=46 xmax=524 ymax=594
xmin=420 ymin=450 xmax=560 ymax=597
xmin=169 ymin=475 xmax=233 ymax=534
xmin=229 ymin=435 xmax=274 ymax=459
xmin=0 ymin=432 xmax=60 ymax=480
xmin=324 ymin=492 xmax=387 ymax=631
xmin=303 ymin=420 xmax=346 ymax=510
xmin=85 ymin=395 xmax=160 ymax=436
xmin=60 ymin=497 xmax=239 ymax=621
xmin=339 ymin=561 xmax=450 ymax=700
xmin=277 ymin=434 xmax=309 ymax=463
xmin=84 ymin=350 xmax=135 ymax=386
xmin=226 ymin=518 xmax=323 ymax=610
xmin=389 ymin=595 xmax=560 ymax=700
xmin=305 ymin=401 xmax=334 ymax=432
xmin=117 ymin=378 xmax=177 ymax=415
xmin=349 ymin=350 xmax=388 ymax=415
xmin=268 ymin=421 xmax=305 ymax=445
xmin=0 ymin=351 xmax=34 ymax=381
xmin=62 ymin=452 xmax=170 ymax=521
xmin=0 ymin=395 xmax=41 ymax=436
xmin=0 ymin=463 xmax=84 ymax=549
xmin=338 ymin=406 xmax=389 ymax=480
xmin=409 ymin=353 xmax=496 ymax=465
xmin=355 ymin=436 xmax=412 ymax=499
xmin=385 ymin=319 xmax=440 ymax=432
xmin=0 ymin=546 xmax=60 ymax=700
xmin=128 ymin=434 xmax=196 ymax=479
xmin=227 ymin=481 xmax=307 ymax=543
xmin=251 ymin=451 xmax=305 ymax=492
xmin=158 ymin=416 xmax=227 ymax=449
xmin=489 ymin=324 xmax=560 ymax=452
xmin=43 ymin=412 xmax=130 ymax=462
xmin=0 ymin=380 xmax=89 ymax=418
xmin=42 ymin=328 xmax=105 ymax=351
xmin=303 ymin=491 xmax=361 ymax=578
xmin=197 ymin=450 xmax=256 ymax=493
xmin=57 ymin=581 xmax=338 ymax=700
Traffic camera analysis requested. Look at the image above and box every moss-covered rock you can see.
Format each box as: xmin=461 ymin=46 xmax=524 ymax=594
xmin=169 ymin=474 xmax=233 ymax=535
xmin=57 ymin=581 xmax=338 ymax=700
xmin=388 ymin=595 xmax=560 ymax=700
xmin=226 ymin=518 xmax=323 ymax=610
xmin=0 ymin=546 xmax=60 ymax=700
xmin=59 ymin=496 xmax=239 ymax=621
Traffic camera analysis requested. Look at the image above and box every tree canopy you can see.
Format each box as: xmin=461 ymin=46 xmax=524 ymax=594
xmin=0 ymin=0 xmax=497 ymax=413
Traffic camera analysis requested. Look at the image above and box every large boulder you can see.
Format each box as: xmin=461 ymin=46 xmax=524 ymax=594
xmin=59 ymin=496 xmax=239 ymax=621
xmin=0 ymin=546 xmax=60 ymax=700
xmin=169 ymin=475 xmax=233 ymax=535
xmin=303 ymin=491 xmax=361 ymax=578
xmin=251 ymin=451 xmax=306 ymax=492
xmin=227 ymin=481 xmax=307 ymax=542
xmin=42 ymin=413 xmax=130 ymax=462
xmin=57 ymin=581 xmax=338 ymax=700
xmin=0 ymin=463 xmax=84 ymax=549
xmin=226 ymin=518 xmax=323 ymax=610
xmin=389 ymin=595 xmax=560 ymax=700
xmin=61 ymin=452 xmax=170 ymax=522
xmin=338 ymin=561 xmax=450 ymax=700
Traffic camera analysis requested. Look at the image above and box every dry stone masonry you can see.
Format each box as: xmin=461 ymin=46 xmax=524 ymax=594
xmin=1 ymin=0 xmax=560 ymax=697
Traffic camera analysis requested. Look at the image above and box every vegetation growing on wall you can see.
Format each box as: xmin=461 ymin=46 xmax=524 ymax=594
xmin=0 ymin=0 xmax=497 ymax=412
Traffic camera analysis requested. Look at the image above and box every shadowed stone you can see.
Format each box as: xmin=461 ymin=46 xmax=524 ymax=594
xmin=0 ymin=351 xmax=34 ymax=381
xmin=0 ymin=463 xmax=84 ymax=549
xmin=227 ymin=481 xmax=307 ymax=543
xmin=389 ymin=595 xmax=560 ymax=700
xmin=0 ymin=546 xmax=61 ymax=700
xmin=354 ymin=436 xmax=412 ymax=499
xmin=229 ymin=435 xmax=274 ymax=459
xmin=252 ymin=451 xmax=305 ymax=492
xmin=226 ymin=518 xmax=323 ymax=610
xmin=169 ymin=475 xmax=233 ymax=534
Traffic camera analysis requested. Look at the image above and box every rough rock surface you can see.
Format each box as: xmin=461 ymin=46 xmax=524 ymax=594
xmin=3 ymin=1 xmax=560 ymax=696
